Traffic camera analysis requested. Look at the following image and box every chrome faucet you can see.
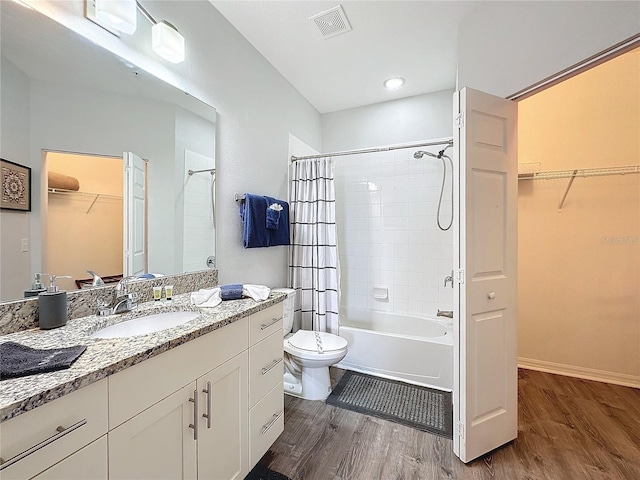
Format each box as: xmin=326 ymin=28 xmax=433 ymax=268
xmin=437 ymin=310 xmax=454 ymax=319
xmin=103 ymin=276 xmax=139 ymax=315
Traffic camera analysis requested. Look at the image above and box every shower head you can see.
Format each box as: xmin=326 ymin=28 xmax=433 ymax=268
xmin=413 ymin=150 xmax=439 ymax=159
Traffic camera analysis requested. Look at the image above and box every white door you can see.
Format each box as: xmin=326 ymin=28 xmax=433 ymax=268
xmin=123 ymin=152 xmax=147 ymax=276
xmin=197 ymin=352 xmax=249 ymax=480
xmin=453 ymin=87 xmax=518 ymax=463
xmin=108 ymin=383 xmax=197 ymax=479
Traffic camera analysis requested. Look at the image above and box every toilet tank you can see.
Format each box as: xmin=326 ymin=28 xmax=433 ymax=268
xmin=272 ymin=288 xmax=296 ymax=335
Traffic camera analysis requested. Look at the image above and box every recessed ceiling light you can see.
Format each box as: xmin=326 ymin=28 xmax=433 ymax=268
xmin=383 ymin=77 xmax=405 ymax=90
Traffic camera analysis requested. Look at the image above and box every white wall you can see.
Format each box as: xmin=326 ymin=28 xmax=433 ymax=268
xmin=322 ymin=90 xmax=454 ymax=152
xmin=0 ymin=58 xmax=32 ymax=301
xmin=457 ymin=1 xmax=640 ymax=97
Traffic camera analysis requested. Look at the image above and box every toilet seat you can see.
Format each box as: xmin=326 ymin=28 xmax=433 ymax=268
xmin=288 ymin=330 xmax=347 ymax=352
xmin=284 ymin=330 xmax=348 ymax=361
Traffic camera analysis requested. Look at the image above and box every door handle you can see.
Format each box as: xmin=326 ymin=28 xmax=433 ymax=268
xmin=202 ymin=381 xmax=212 ymax=429
xmin=189 ymin=389 xmax=198 ymax=441
xmin=488 ymin=292 xmax=496 ymax=299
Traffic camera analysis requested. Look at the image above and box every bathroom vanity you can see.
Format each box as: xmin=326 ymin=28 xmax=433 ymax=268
xmin=0 ymin=293 xmax=285 ymax=480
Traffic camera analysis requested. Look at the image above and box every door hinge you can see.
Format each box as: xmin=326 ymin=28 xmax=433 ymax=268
xmin=457 ymin=421 xmax=465 ymax=439
xmin=456 ymin=268 xmax=465 ymax=284
xmin=455 ymin=113 xmax=465 ymax=128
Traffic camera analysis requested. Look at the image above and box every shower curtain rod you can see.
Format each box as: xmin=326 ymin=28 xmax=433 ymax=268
xmin=290 ymin=138 xmax=454 ymax=162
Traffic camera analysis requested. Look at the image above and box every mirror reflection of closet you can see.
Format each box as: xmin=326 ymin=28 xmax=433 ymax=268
xmin=45 ymin=151 xmax=148 ymax=292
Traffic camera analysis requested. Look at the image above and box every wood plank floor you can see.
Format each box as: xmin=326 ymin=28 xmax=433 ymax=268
xmin=261 ymin=369 xmax=640 ymax=480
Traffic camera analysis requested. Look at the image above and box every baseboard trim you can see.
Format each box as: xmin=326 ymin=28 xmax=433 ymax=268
xmin=518 ymin=357 xmax=640 ymax=389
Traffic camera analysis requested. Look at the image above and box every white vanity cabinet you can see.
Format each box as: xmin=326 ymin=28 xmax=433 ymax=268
xmin=107 ymin=317 xmax=249 ymax=480
xmin=0 ymin=379 xmax=108 ymax=480
xmin=0 ymin=300 xmax=285 ymax=480
xmin=247 ymin=307 xmax=284 ymax=467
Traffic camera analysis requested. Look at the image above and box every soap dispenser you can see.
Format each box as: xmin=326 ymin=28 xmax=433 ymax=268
xmin=38 ymin=275 xmax=71 ymax=329
xmin=24 ymin=273 xmax=47 ymax=297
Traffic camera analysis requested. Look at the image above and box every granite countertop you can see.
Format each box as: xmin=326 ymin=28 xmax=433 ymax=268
xmin=0 ymin=291 xmax=286 ymax=423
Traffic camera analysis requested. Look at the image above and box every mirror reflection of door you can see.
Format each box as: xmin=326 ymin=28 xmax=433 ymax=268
xmin=123 ymin=152 xmax=148 ymax=277
xmin=44 ymin=150 xmax=148 ymax=291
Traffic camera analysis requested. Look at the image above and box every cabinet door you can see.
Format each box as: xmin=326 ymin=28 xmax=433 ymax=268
xmin=109 ymin=383 xmax=197 ymax=480
xmin=197 ymin=352 xmax=248 ymax=480
xmin=33 ymin=436 xmax=107 ymax=480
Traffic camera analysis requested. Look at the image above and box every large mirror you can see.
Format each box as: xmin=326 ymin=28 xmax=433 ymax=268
xmin=1 ymin=2 xmax=216 ymax=301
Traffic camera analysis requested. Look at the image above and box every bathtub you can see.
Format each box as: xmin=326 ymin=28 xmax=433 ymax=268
xmin=336 ymin=307 xmax=453 ymax=391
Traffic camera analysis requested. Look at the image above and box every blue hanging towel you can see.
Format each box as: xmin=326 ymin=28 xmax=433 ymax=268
xmin=240 ymin=194 xmax=270 ymax=248
xmin=264 ymin=196 xmax=290 ymax=246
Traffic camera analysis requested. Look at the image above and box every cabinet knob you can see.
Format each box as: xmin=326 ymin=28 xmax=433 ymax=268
xmin=488 ymin=292 xmax=496 ymax=299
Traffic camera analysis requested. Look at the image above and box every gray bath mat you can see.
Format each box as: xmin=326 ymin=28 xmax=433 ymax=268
xmin=326 ymin=370 xmax=453 ymax=439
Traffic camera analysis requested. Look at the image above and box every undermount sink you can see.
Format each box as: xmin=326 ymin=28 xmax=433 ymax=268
xmin=91 ymin=311 xmax=200 ymax=339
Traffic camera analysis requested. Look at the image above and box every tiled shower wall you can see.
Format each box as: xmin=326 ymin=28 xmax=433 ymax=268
xmin=183 ymin=150 xmax=215 ymax=272
xmin=334 ymin=146 xmax=453 ymax=318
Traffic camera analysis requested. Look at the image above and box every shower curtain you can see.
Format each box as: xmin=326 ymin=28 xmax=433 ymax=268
xmin=289 ymin=157 xmax=339 ymax=334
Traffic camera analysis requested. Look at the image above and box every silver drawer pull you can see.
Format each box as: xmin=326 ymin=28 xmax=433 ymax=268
xmin=261 ymin=410 xmax=283 ymax=435
xmin=261 ymin=358 xmax=283 ymax=375
xmin=0 ymin=419 xmax=87 ymax=471
xmin=260 ymin=317 xmax=282 ymax=330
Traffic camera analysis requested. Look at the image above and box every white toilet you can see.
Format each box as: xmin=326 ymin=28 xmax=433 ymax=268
xmin=274 ymin=289 xmax=348 ymax=401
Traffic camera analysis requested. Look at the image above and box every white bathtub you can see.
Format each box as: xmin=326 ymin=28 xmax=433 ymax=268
xmin=336 ymin=307 xmax=453 ymax=391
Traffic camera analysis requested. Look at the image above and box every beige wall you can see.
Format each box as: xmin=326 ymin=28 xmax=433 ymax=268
xmin=518 ymin=49 xmax=640 ymax=386
xmin=46 ymin=153 xmax=123 ymax=292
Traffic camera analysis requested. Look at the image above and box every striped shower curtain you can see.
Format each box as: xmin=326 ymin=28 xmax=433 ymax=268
xmin=289 ymin=157 xmax=340 ymax=334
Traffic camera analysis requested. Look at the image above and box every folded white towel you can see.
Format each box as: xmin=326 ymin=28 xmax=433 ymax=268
xmin=243 ymin=284 xmax=270 ymax=302
xmin=190 ymin=287 xmax=222 ymax=308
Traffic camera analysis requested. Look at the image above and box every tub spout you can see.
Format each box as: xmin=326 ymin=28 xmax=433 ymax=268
xmin=437 ymin=310 xmax=453 ymax=319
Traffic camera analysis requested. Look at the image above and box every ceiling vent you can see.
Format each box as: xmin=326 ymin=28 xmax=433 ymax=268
xmin=310 ymin=5 xmax=352 ymax=39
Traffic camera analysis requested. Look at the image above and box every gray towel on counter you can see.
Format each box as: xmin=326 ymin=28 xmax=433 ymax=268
xmin=0 ymin=342 xmax=86 ymax=380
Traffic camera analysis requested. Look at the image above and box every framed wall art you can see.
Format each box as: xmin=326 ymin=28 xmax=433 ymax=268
xmin=1 ymin=158 xmax=31 ymax=212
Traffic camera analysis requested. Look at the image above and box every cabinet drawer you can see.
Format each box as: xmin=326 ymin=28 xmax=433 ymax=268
xmin=109 ymin=317 xmax=248 ymax=429
xmin=249 ymin=329 xmax=283 ymax=408
xmin=0 ymin=380 xmax=108 ymax=480
xmin=33 ymin=436 xmax=107 ymax=480
xmin=249 ymin=383 xmax=284 ymax=467
xmin=249 ymin=304 xmax=284 ymax=346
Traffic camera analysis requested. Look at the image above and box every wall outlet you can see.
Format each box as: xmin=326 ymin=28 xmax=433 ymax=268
xmin=21 ymin=238 xmax=29 ymax=252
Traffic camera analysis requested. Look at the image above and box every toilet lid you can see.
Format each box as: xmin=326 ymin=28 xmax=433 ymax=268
xmin=288 ymin=330 xmax=348 ymax=354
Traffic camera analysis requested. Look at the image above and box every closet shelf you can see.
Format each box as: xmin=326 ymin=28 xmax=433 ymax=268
xmin=48 ymin=188 xmax=122 ymax=214
xmin=517 ymin=165 xmax=640 ymax=211
xmin=518 ymin=165 xmax=640 ymax=180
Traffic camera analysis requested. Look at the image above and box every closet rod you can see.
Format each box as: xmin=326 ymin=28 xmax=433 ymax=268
xmin=290 ymin=138 xmax=453 ymax=162
xmin=518 ymin=165 xmax=640 ymax=180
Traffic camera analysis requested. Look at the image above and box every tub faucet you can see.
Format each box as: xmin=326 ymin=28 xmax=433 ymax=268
xmin=437 ymin=310 xmax=453 ymax=319
xmin=444 ymin=274 xmax=453 ymax=288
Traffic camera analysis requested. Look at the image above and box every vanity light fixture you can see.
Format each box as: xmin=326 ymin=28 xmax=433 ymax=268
xmin=152 ymin=20 xmax=185 ymax=64
xmin=86 ymin=0 xmax=185 ymax=64
xmin=383 ymin=77 xmax=405 ymax=90
xmin=95 ymin=0 xmax=137 ymax=34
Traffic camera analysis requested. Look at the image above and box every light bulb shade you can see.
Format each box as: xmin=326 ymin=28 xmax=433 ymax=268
xmin=95 ymin=0 xmax=137 ymax=34
xmin=152 ymin=21 xmax=185 ymax=64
